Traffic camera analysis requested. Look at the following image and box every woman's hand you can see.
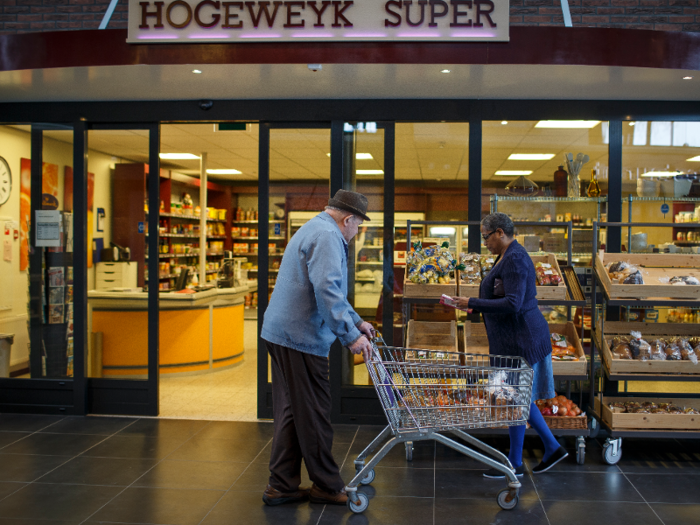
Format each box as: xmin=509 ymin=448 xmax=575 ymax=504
xmin=450 ymin=296 xmax=472 ymax=313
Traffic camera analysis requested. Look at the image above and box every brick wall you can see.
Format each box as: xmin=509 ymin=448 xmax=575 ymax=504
xmin=1 ymin=0 xmax=699 ymax=34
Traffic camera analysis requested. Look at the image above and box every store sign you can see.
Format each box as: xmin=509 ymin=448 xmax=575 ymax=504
xmin=127 ymin=0 xmax=509 ymax=43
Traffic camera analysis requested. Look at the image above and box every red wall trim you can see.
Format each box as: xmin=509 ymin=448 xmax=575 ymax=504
xmin=1 ymin=27 xmax=700 ymax=73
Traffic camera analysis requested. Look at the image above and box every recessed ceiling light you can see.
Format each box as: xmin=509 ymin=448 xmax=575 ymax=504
xmin=356 ymin=170 xmax=384 ymax=175
xmin=192 ymin=69 xmax=202 ymax=74
xmin=159 ymin=153 xmax=200 ymax=160
xmin=683 ymin=76 xmax=693 ymax=80
xmin=629 ymin=122 xmax=636 ymax=126
xmin=494 ymin=170 xmax=533 ymax=176
xmin=501 ymin=121 xmax=508 ymax=125
xmin=326 ymin=153 xmax=374 ymax=160
xmin=440 ymin=69 xmax=451 ymax=74
xmin=641 ymin=171 xmax=683 ymax=178
xmin=508 ymin=154 xmax=555 ymax=160
xmin=535 ymin=121 xmax=601 ymax=129
xmin=688 ymin=155 xmax=700 ymax=161
xmin=206 ymin=169 xmax=242 ymax=175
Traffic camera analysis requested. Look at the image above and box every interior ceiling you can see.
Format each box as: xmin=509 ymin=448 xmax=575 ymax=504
xmin=30 ymin=121 xmax=699 ymax=184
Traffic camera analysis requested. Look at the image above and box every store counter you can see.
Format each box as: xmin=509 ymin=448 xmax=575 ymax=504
xmin=88 ymin=285 xmax=254 ymax=377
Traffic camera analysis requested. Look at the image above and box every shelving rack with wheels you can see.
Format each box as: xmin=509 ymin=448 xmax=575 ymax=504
xmin=403 ymin=220 xmax=591 ymax=464
xmin=588 ymin=221 xmax=700 ymax=465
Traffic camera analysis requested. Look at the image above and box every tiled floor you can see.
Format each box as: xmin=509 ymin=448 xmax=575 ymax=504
xmin=1 ymin=414 xmax=699 ymax=525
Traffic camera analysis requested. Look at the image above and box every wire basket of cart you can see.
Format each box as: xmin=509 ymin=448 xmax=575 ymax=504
xmin=345 ymin=338 xmax=534 ymax=514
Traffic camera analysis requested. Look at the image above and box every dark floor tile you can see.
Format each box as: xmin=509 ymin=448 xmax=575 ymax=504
xmin=0 ymin=483 xmax=25 ymax=501
xmin=167 ymin=435 xmax=269 ymax=463
xmin=318 ymin=494 xmax=434 ymax=525
xmin=192 ymin=421 xmax=274 ymax=442
xmin=521 ymin=441 xmax=620 ymax=474
xmin=434 ymin=467 xmax=539 ymax=501
xmin=0 ymin=415 xmax=64 ymax=433
xmin=90 ymin=487 xmax=224 ymax=525
xmin=0 ymin=433 xmax=30 ymax=450
xmin=616 ymin=448 xmax=700 ymax=474
xmin=347 ymin=439 xmax=435 ymax=469
xmin=331 ymin=424 xmax=361 ymax=444
xmin=36 ymin=456 xmax=158 ymax=486
xmin=253 ymin=440 xmax=351 ymax=469
xmin=117 ymin=418 xmax=210 ymax=439
xmin=434 ymin=439 xmax=505 ymax=470
xmin=341 ymin=465 xmax=434 ymax=498
xmin=200 ymin=489 xmax=324 ymax=525
xmin=0 ymin=433 xmax=105 ymax=457
xmin=80 ymin=434 xmax=186 ymax=460
xmin=0 ymin=519 xmax=79 ymax=525
xmin=0 ymin=483 xmax=121 ymax=521
xmin=229 ymin=462 xmax=280 ymax=492
xmin=0 ymin=454 xmax=71 ymax=482
xmin=434 ymin=495 xmax=547 ymax=525
xmin=351 ymin=425 xmax=389 ymax=446
xmin=627 ymin=473 xmax=700 ymax=503
xmin=544 ymin=500 xmax=662 ymax=525
xmin=534 ymin=472 xmax=643 ymax=502
xmin=650 ymin=503 xmax=700 ymax=525
xmin=133 ymin=459 xmax=248 ymax=490
xmin=39 ymin=417 xmax=137 ymax=436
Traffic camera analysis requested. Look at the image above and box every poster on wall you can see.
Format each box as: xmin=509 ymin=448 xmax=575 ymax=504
xmin=19 ymin=159 xmax=61 ymax=271
xmin=64 ymin=167 xmax=95 ymax=267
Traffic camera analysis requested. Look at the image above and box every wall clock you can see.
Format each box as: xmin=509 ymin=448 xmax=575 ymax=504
xmin=0 ymin=157 xmax=11 ymax=206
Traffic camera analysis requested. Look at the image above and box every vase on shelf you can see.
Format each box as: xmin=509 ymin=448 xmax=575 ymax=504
xmin=567 ymin=172 xmax=580 ymax=198
xmin=587 ymin=169 xmax=601 ymax=197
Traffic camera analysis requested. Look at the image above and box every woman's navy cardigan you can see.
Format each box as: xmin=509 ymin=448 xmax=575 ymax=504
xmin=468 ymin=240 xmax=552 ymax=366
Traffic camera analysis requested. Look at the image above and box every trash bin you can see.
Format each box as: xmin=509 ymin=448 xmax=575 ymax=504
xmin=0 ymin=333 xmax=14 ymax=378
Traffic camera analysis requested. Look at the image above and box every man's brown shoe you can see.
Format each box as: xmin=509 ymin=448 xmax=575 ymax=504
xmin=309 ymin=484 xmax=348 ymax=505
xmin=262 ymin=484 xmax=310 ymax=506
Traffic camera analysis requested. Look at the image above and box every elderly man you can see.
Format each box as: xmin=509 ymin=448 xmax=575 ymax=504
xmin=261 ymin=189 xmax=375 ymax=507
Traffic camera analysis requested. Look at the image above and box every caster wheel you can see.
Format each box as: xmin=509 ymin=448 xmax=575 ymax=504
xmin=347 ymin=492 xmax=369 ymax=514
xmin=405 ymin=441 xmax=413 ymax=462
xmin=497 ymin=488 xmax=519 ymax=510
xmin=603 ymin=443 xmax=622 ymax=465
xmin=588 ymin=418 xmax=600 ymax=439
xmin=576 ymin=446 xmax=585 ymax=465
xmin=359 ymin=468 xmax=375 ymax=485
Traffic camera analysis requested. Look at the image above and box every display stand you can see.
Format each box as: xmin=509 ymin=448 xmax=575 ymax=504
xmin=588 ymin=221 xmax=700 ymax=465
xmin=402 ymin=220 xmax=590 ymax=464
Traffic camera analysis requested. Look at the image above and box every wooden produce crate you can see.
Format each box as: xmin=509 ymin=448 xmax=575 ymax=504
xmin=595 ymin=252 xmax=700 ymax=300
xmin=405 ymin=320 xmax=459 ymax=362
xmin=463 ymin=321 xmax=587 ymax=376
xmin=598 ymin=321 xmax=700 ymax=376
xmin=549 ymin=322 xmax=587 ymax=376
xmin=595 ymin=396 xmax=700 ymax=431
xmin=403 ymin=272 xmax=457 ymax=298
xmin=457 ymin=253 xmax=566 ymax=300
xmin=531 ymin=254 xmax=567 ymax=300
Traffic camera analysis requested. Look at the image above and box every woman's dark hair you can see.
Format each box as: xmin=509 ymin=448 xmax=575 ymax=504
xmin=481 ymin=212 xmax=515 ymax=237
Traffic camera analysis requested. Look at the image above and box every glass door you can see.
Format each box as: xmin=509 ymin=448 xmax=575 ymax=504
xmin=84 ymin=123 xmax=160 ymax=416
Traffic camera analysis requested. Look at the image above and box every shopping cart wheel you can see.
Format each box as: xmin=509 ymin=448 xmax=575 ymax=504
xmin=359 ymin=468 xmax=375 ymax=485
xmin=347 ymin=492 xmax=369 ymax=514
xmin=405 ymin=441 xmax=413 ymax=462
xmin=497 ymin=488 xmax=519 ymax=510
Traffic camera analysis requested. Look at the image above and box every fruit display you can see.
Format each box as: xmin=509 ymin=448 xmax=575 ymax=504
xmin=535 ymin=262 xmax=563 ymax=286
xmin=535 ymin=394 xmax=583 ymax=417
xmin=605 ymin=261 xmax=644 ymax=284
xmin=608 ymin=400 xmax=700 ymax=415
xmin=550 ymin=333 xmax=580 ymax=361
xmin=406 ymin=241 xmax=463 ymax=285
xmin=608 ymin=331 xmax=699 ymax=364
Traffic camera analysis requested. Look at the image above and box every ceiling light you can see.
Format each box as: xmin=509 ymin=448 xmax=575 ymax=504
xmin=192 ymin=69 xmax=202 ymax=74
xmin=687 ymin=155 xmax=700 ymax=161
xmin=356 ymin=170 xmax=384 ymax=175
xmin=159 ymin=153 xmax=200 ymax=160
xmin=641 ymin=171 xmax=683 ymax=178
xmin=501 ymin=121 xmax=508 ymax=125
xmin=683 ymin=76 xmax=693 ymax=80
xmin=326 ymin=153 xmax=374 ymax=160
xmin=430 ymin=227 xmax=456 ymax=235
xmin=535 ymin=121 xmax=601 ymax=129
xmin=495 ymin=170 xmax=533 ymax=176
xmin=629 ymin=122 xmax=635 ymax=126
xmin=206 ymin=169 xmax=242 ymax=175
xmin=508 ymin=154 xmax=555 ymax=160
xmin=440 ymin=69 xmax=451 ymax=74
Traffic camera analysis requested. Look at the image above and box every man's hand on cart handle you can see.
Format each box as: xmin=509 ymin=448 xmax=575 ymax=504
xmin=449 ymin=296 xmax=473 ymax=313
xmin=348 ymin=335 xmax=373 ymax=363
xmin=358 ymin=321 xmax=376 ymax=339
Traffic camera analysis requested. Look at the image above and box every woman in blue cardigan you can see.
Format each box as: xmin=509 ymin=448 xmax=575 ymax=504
xmin=450 ymin=212 xmax=568 ymax=477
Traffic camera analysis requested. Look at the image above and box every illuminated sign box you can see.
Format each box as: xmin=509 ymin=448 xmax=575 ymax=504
xmin=127 ymin=0 xmax=509 ymax=43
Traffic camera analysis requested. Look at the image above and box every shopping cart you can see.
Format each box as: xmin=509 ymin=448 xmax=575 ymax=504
xmin=346 ymin=338 xmax=533 ymax=514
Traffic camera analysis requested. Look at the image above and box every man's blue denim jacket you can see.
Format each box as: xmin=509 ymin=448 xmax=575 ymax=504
xmin=261 ymin=212 xmax=363 ymax=357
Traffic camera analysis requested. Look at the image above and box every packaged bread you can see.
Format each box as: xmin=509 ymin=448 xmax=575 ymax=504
xmin=665 ymin=340 xmax=683 ymax=361
xmin=668 ymin=276 xmax=700 ymax=285
xmin=649 ymin=339 xmax=668 ymax=361
xmin=459 ymin=253 xmax=482 ymax=285
xmin=610 ymin=336 xmax=633 ymax=359
xmin=629 ymin=331 xmax=651 ymax=360
xmin=675 ymin=338 xmax=699 ymax=365
xmin=606 ymin=261 xmax=644 ymax=284
xmin=480 ymin=256 xmax=495 ymax=278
